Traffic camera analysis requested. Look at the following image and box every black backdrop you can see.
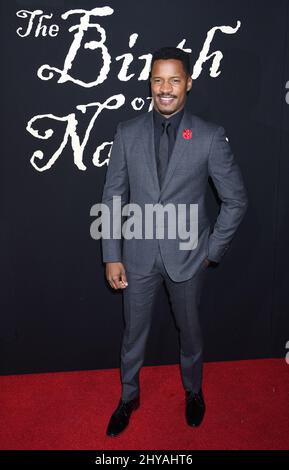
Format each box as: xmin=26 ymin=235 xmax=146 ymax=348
xmin=1 ymin=0 xmax=289 ymax=374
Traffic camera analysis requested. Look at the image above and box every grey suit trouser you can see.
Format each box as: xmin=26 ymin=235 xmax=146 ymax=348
xmin=120 ymin=243 xmax=208 ymax=401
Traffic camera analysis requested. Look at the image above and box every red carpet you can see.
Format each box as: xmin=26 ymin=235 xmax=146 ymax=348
xmin=0 ymin=359 xmax=288 ymax=450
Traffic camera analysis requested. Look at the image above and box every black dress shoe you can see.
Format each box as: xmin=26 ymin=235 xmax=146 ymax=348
xmin=185 ymin=388 xmax=206 ymax=427
xmin=106 ymin=396 xmax=140 ymax=437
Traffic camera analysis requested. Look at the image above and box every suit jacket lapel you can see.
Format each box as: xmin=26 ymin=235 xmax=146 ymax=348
xmin=141 ymin=107 xmax=194 ymax=196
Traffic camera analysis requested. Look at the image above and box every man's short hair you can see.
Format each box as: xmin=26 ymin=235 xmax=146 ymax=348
xmin=150 ymin=46 xmax=192 ymax=77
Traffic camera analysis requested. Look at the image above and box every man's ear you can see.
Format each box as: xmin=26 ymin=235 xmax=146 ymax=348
xmin=187 ymin=77 xmax=193 ymax=92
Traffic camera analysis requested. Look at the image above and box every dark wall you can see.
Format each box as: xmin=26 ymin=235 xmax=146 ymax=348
xmin=1 ymin=0 xmax=288 ymax=374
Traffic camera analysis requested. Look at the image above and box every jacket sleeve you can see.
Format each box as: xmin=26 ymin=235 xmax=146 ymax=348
xmin=101 ymin=122 xmax=129 ymax=263
xmin=207 ymin=126 xmax=248 ymax=263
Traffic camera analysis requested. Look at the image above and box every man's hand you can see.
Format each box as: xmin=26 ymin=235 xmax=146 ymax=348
xmin=204 ymin=258 xmax=219 ymax=268
xmin=204 ymin=258 xmax=211 ymax=268
xmin=105 ymin=262 xmax=128 ymax=290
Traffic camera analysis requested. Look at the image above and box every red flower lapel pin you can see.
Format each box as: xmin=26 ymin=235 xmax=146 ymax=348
xmin=182 ymin=129 xmax=192 ymax=140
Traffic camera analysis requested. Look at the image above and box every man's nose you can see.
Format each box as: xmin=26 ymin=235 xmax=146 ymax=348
xmin=160 ymin=81 xmax=173 ymax=94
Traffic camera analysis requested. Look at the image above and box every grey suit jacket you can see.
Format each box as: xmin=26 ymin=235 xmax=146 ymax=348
xmin=101 ymin=107 xmax=248 ymax=282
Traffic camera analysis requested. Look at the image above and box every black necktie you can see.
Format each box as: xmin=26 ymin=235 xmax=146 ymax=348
xmin=157 ymin=120 xmax=171 ymax=188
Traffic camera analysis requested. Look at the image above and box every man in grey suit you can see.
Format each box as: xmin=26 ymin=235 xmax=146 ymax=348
xmin=101 ymin=46 xmax=248 ymax=437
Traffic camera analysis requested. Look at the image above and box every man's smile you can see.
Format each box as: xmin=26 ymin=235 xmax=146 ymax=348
xmin=158 ymin=95 xmax=176 ymax=105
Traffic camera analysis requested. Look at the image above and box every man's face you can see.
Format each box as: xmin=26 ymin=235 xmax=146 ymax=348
xmin=150 ymin=59 xmax=192 ymax=117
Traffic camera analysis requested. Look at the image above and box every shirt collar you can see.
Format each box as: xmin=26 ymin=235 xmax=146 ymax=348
xmin=153 ymin=105 xmax=185 ymax=131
